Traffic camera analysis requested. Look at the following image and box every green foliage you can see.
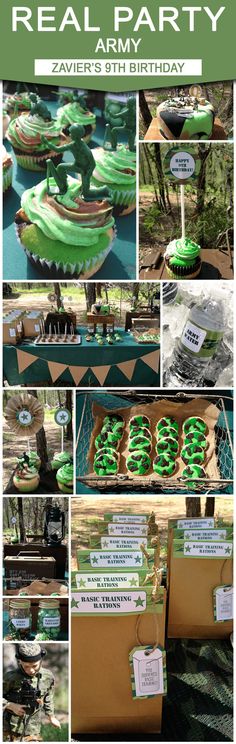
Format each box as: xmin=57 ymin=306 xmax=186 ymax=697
xmin=142 ymin=204 xmax=161 ymax=236
xmin=41 ymin=723 xmax=68 ymax=741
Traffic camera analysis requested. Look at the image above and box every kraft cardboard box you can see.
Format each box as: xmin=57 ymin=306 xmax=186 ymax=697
xmin=71 ymin=585 xmax=166 ymax=735
xmin=168 ymin=538 xmax=233 ymax=639
xmin=22 ymin=310 xmax=44 ymax=337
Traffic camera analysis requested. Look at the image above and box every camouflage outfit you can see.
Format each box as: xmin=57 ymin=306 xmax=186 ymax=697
xmin=3 ymin=644 xmax=55 ymax=742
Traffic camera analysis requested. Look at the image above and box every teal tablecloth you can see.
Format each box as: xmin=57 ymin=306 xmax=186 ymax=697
xmin=3 ymin=329 xmax=160 ymax=386
xmin=3 ymin=104 xmax=136 ymax=280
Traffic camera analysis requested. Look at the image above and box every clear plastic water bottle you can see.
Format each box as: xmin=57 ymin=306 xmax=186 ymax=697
xmin=164 ymin=298 xmax=226 ymax=387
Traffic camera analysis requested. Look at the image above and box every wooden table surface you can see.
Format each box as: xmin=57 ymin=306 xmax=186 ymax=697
xmin=139 ymin=248 xmax=234 ymax=280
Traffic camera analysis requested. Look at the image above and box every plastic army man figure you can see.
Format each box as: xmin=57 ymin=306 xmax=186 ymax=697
xmin=104 ymin=96 xmax=136 ymax=152
xmin=3 ymin=642 xmax=61 ymax=742
xmin=41 ymin=123 xmax=110 ymax=201
xmin=29 ymin=93 xmax=52 ymax=122
xmin=72 ymin=90 xmax=89 ymax=111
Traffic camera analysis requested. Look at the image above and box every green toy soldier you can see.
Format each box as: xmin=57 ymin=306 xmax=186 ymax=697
xmin=3 ymin=642 xmax=61 ymax=741
xmin=41 ymin=123 xmax=111 ymax=201
xmin=29 ymin=93 xmax=52 ymax=122
xmin=72 ymin=90 xmax=89 ymax=111
xmin=104 ymin=96 xmax=136 ymax=152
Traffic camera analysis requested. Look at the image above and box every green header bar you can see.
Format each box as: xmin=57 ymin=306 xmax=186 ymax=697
xmin=0 ymin=1 xmax=235 ymax=90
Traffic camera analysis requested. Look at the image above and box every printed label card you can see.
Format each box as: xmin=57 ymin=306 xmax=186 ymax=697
xmin=129 ymin=646 xmax=167 ymax=699
xmin=213 ymin=585 xmax=233 ymax=622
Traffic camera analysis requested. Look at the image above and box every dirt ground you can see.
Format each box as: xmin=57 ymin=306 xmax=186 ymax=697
xmin=70 ymin=495 xmax=233 ymax=569
xmin=3 ymin=415 xmax=73 ymax=489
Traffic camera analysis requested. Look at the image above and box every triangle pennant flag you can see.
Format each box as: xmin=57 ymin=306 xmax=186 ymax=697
xmin=17 ymin=349 xmax=38 ymax=374
xmin=92 ymin=365 xmax=111 ymax=386
xmin=47 ymin=360 xmax=68 ymax=383
xmin=69 ymin=365 xmax=88 ymax=386
xmin=116 ymin=358 xmax=137 ymax=381
xmin=141 ymin=349 xmax=160 ymax=372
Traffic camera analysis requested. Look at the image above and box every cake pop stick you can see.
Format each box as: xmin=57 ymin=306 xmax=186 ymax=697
xmin=180 ymin=184 xmax=185 ymax=241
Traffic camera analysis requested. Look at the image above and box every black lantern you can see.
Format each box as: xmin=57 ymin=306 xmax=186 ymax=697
xmin=44 ymin=503 xmax=65 ymax=546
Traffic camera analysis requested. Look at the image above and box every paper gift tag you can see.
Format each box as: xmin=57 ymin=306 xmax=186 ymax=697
xmin=213 ymin=585 xmax=233 ymax=623
xmin=129 ymin=645 xmax=167 ymax=699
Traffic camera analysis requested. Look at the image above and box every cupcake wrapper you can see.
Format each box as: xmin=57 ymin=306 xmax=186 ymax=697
xmin=166 ymin=264 xmax=202 ymax=280
xmin=3 ymin=165 xmax=13 ymax=193
xmin=14 ymin=151 xmax=63 ymax=172
xmin=16 ymin=224 xmax=116 ymax=280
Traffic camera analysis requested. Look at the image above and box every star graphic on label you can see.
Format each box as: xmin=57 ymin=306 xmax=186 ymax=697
xmin=135 ymin=556 xmax=142 ymax=564
xmin=185 ymin=533 xmax=190 ymax=540
xmin=135 ymin=596 xmax=145 ymax=607
xmin=109 ymin=527 xmax=115 ymax=534
xmin=141 ymin=528 xmax=146 ymax=535
xmin=103 ymin=540 xmax=109 ymax=548
xmin=129 ymin=578 xmax=138 ymax=587
xmin=224 ymin=546 xmax=231 ymax=554
xmin=92 ymin=556 xmax=98 ymax=564
xmin=58 ymin=412 xmax=67 ymax=422
xmin=79 ymin=579 xmax=86 ymax=588
xmin=185 ymin=545 xmax=191 ymax=553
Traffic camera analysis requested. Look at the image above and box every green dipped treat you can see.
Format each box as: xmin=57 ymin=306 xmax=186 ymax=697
xmin=95 ymin=432 xmax=119 ymax=450
xmin=94 ymin=447 xmax=119 ymax=462
xmin=156 ymin=425 xmax=179 ymax=441
xmin=181 ymin=444 xmax=206 ymax=465
xmin=156 ymin=437 xmax=178 ymax=457
xmin=93 ymin=452 xmax=118 ymax=476
xmin=156 ymin=417 xmax=178 ymax=434
xmin=183 ymin=417 xmax=208 ymax=435
xmin=184 ymin=431 xmax=208 ymax=449
xmin=153 ymin=454 xmax=176 ymax=477
xmin=129 ymin=415 xmax=150 ymax=429
xmin=165 ymin=238 xmax=201 ymax=279
xmin=128 ymin=435 xmax=152 ymax=453
xmin=101 ymin=421 xmax=124 ymax=439
xmin=103 ymin=414 xmax=124 ymax=426
xmin=126 ymin=450 xmax=151 ymax=475
xmin=129 ymin=426 xmax=152 ymax=440
xmin=181 ymin=464 xmax=207 ymax=489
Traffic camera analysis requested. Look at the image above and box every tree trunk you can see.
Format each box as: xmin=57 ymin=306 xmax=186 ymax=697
xmin=185 ymin=498 xmax=201 ymax=517
xmin=65 ymin=391 xmax=73 ymax=440
xmin=96 ymin=284 xmax=102 ymax=299
xmin=205 ymin=497 xmax=215 ymax=517
xmin=31 ymin=391 xmax=48 ymax=467
xmin=18 ymin=498 xmax=26 ymax=542
xmin=143 ymin=144 xmax=160 ymax=205
xmin=54 ymin=283 xmax=63 ymax=310
xmin=139 ymin=91 xmax=152 ymax=130
xmin=85 ymin=283 xmax=96 ymax=310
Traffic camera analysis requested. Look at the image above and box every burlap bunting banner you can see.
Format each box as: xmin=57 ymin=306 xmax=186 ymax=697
xmin=16 ymin=347 xmax=160 ymax=384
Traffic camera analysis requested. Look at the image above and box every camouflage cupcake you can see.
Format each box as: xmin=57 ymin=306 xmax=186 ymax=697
xmin=164 ymin=238 xmax=201 ymax=279
xmin=7 ymin=111 xmax=65 ymax=171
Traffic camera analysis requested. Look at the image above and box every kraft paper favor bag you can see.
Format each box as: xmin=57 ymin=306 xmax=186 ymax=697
xmin=168 ymin=538 xmax=233 ymax=639
xmin=71 ymin=586 xmax=166 ymax=734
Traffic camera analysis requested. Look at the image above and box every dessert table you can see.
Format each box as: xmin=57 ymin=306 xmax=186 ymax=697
xmin=3 ymin=328 xmax=160 ymax=387
xmin=3 ymin=104 xmax=136 ymax=280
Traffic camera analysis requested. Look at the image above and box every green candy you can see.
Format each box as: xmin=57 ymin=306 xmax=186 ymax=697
xmin=156 ymin=417 xmax=178 ymax=433
xmin=183 ymin=417 xmax=207 ymax=435
xmin=126 ymin=450 xmax=151 ymax=475
xmin=153 ymin=453 xmax=176 ymax=477
xmin=128 ymin=435 xmax=152 ymax=453
xmin=93 ymin=452 xmax=118 ymax=476
xmin=181 ymin=444 xmax=205 ymax=465
xmin=184 ymin=431 xmax=208 ymax=449
xmin=156 ymin=437 xmax=178 ymax=457
xmin=156 ymin=425 xmax=179 ymax=441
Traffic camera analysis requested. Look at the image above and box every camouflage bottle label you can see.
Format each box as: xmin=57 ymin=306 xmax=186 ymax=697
xmin=180 ymin=320 xmax=223 ymax=358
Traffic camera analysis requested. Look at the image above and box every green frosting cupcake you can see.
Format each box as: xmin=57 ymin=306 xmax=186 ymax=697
xmin=127 ymin=450 xmax=151 ymax=475
xmin=16 ymin=451 xmax=41 ymax=470
xmin=57 ymin=102 xmax=96 ymax=141
xmin=7 ymin=112 xmax=64 ymax=171
xmin=128 ymin=435 xmax=152 ymax=453
xmin=51 ymin=451 xmax=72 ymax=471
xmin=181 ymin=444 xmax=205 ymax=465
xmin=16 ymin=176 xmax=115 ymax=279
xmin=56 ymin=463 xmax=73 ymax=493
xmin=165 ymin=238 xmax=201 ymax=278
xmin=93 ymin=452 xmax=118 ymax=476
xmin=153 ymin=454 xmax=176 ymax=477
xmin=91 ymin=146 xmax=136 ymax=215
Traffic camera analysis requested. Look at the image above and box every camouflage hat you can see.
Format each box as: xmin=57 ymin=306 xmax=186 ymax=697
xmin=16 ymin=643 xmax=46 ymax=662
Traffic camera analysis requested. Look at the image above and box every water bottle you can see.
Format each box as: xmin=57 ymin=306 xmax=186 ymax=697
xmin=164 ymin=298 xmax=226 ymax=387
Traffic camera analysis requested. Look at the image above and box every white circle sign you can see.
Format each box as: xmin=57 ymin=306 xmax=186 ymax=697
xmin=170 ymin=152 xmax=196 ymax=180
xmin=11 ymin=517 xmax=17 ymax=524
xmin=18 ymin=409 xmax=33 ymax=426
xmin=54 ymin=408 xmax=71 ymax=426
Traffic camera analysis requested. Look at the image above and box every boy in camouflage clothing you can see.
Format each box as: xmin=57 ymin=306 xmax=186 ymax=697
xmin=3 ymin=643 xmax=61 ymax=741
